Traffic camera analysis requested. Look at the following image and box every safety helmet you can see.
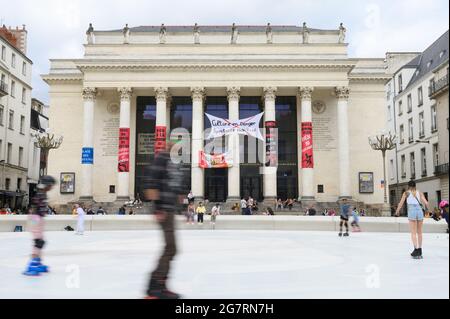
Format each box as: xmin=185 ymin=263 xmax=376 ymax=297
xmin=39 ymin=175 xmax=56 ymax=186
xmin=439 ymin=200 xmax=449 ymax=209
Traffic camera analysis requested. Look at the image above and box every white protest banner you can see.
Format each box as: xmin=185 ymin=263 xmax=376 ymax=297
xmin=205 ymin=112 xmax=265 ymax=141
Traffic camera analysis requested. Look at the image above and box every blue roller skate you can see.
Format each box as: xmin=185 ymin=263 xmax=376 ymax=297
xmin=35 ymin=258 xmax=49 ymax=273
xmin=23 ymin=258 xmax=42 ymax=276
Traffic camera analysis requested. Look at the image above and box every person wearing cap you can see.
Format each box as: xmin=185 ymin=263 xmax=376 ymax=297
xmin=143 ymin=139 xmax=185 ymax=299
xmin=23 ymin=175 xmax=56 ymax=276
xmin=439 ymin=200 xmax=449 ymax=233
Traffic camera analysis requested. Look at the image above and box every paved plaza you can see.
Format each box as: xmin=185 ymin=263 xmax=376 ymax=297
xmin=0 ymin=230 xmax=448 ymax=299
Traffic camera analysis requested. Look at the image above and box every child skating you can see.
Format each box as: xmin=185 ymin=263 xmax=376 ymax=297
xmin=196 ymin=202 xmax=206 ymax=225
xmin=351 ymin=207 xmax=361 ymax=232
xmin=339 ymin=198 xmax=351 ymax=237
xmin=23 ymin=176 xmax=56 ymax=276
xmin=211 ymin=203 xmax=220 ymax=227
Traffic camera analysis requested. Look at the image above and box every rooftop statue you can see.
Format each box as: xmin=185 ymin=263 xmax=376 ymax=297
xmin=86 ymin=23 xmax=94 ymax=44
xmin=266 ymin=23 xmax=273 ymax=44
xmin=123 ymin=24 xmax=130 ymax=44
xmin=194 ymin=23 xmax=200 ymax=44
xmin=302 ymin=22 xmax=309 ymax=44
xmin=160 ymin=24 xmax=167 ymax=44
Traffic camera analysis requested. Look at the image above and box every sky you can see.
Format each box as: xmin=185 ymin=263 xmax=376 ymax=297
xmin=1 ymin=0 xmax=449 ymax=104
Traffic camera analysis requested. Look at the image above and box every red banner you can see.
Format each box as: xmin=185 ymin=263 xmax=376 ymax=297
xmin=301 ymin=122 xmax=314 ymax=168
xmin=265 ymin=121 xmax=278 ymax=167
xmin=118 ymin=128 xmax=130 ymax=172
xmin=154 ymin=126 xmax=167 ymax=155
xmin=199 ymin=151 xmax=232 ymax=168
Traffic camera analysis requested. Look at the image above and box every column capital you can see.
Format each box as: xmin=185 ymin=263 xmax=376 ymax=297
xmin=335 ymin=86 xmax=350 ymax=100
xmin=155 ymin=87 xmax=170 ymax=102
xmin=82 ymin=87 xmax=97 ymax=101
xmin=263 ymin=87 xmax=277 ymax=102
xmin=227 ymin=86 xmax=241 ymax=101
xmin=298 ymin=87 xmax=314 ymax=100
xmin=191 ymin=87 xmax=206 ymax=101
xmin=118 ymin=87 xmax=133 ymax=102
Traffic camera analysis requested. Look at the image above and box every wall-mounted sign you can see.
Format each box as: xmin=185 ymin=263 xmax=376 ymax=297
xmin=118 ymin=128 xmax=130 ymax=172
xmin=205 ymin=112 xmax=264 ymax=141
xmin=265 ymin=121 xmax=278 ymax=167
xmin=199 ymin=151 xmax=233 ymax=168
xmin=138 ymin=133 xmax=154 ymax=155
xmin=60 ymin=173 xmax=75 ymax=194
xmin=359 ymin=172 xmax=374 ymax=193
xmin=155 ymin=126 xmax=167 ymax=155
xmin=301 ymin=122 xmax=314 ymax=168
xmin=81 ymin=147 xmax=94 ymax=164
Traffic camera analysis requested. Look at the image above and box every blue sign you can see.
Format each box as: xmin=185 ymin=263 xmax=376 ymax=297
xmin=82 ymin=147 xmax=94 ymax=164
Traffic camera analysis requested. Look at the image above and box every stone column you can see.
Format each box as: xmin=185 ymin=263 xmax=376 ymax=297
xmin=336 ymin=87 xmax=352 ymax=199
xmin=154 ymin=88 xmax=169 ymax=157
xmin=117 ymin=87 xmax=133 ymax=200
xmin=299 ymin=87 xmax=315 ymax=202
xmin=227 ymin=87 xmax=241 ymax=202
xmin=263 ymin=87 xmax=277 ymax=204
xmin=80 ymin=87 xmax=97 ymax=200
xmin=191 ymin=87 xmax=205 ymax=200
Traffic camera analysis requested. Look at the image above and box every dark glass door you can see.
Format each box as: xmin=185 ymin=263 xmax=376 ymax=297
xmin=241 ymin=175 xmax=263 ymax=201
xmin=205 ymin=169 xmax=227 ymax=202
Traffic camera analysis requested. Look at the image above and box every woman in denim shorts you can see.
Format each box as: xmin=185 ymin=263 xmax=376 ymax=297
xmin=395 ymin=180 xmax=430 ymax=259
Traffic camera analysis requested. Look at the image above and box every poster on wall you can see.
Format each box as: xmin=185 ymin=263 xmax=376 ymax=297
xmin=205 ymin=112 xmax=265 ymax=141
xmin=199 ymin=151 xmax=233 ymax=168
xmin=81 ymin=147 xmax=94 ymax=164
xmin=138 ymin=133 xmax=154 ymax=155
xmin=301 ymin=122 xmax=314 ymax=168
xmin=118 ymin=128 xmax=130 ymax=172
xmin=265 ymin=121 xmax=278 ymax=167
xmin=359 ymin=172 xmax=374 ymax=193
xmin=154 ymin=126 xmax=167 ymax=155
xmin=60 ymin=173 xmax=75 ymax=194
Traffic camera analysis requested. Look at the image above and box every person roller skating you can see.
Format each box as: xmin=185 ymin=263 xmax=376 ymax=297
xmin=351 ymin=207 xmax=362 ymax=232
xmin=339 ymin=198 xmax=351 ymax=237
xmin=23 ymin=176 xmax=56 ymax=276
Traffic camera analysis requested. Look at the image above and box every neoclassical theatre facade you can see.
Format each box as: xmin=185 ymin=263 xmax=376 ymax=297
xmin=42 ymin=24 xmax=390 ymax=210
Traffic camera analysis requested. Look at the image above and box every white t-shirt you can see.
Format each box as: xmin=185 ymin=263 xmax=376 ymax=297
xmin=241 ymin=200 xmax=247 ymax=208
xmin=406 ymin=191 xmax=422 ymax=205
xmin=76 ymin=207 xmax=85 ymax=216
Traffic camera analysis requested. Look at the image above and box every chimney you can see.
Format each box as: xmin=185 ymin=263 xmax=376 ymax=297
xmin=7 ymin=25 xmax=28 ymax=54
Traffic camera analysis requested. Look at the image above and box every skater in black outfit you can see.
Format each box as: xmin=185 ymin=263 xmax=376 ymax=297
xmin=143 ymin=141 xmax=184 ymax=299
xmin=339 ymin=198 xmax=351 ymax=237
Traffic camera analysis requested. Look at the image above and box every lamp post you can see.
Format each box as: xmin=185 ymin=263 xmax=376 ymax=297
xmin=369 ymin=132 xmax=396 ymax=216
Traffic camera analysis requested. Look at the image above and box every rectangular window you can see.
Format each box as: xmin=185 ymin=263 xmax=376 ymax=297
xmin=401 ymin=155 xmax=406 ymax=178
xmin=17 ymin=178 xmax=22 ymax=191
xmin=433 ymin=143 xmax=439 ymax=168
xmin=5 ymin=178 xmax=10 ymax=191
xmin=431 ymin=105 xmax=437 ymax=132
xmin=407 ymin=94 xmax=412 ymax=113
xmin=20 ymin=115 xmax=25 ymax=134
xmin=22 ymin=88 xmax=26 ymax=104
xmin=419 ymin=112 xmax=425 ymax=137
xmin=418 ymin=86 xmax=423 ymax=106
xmin=398 ymin=100 xmax=403 ymax=115
xmin=22 ymin=62 xmax=26 ymax=76
xmin=11 ymin=53 xmax=16 ymax=68
xmin=0 ymin=105 xmax=3 ymax=126
xmin=410 ymin=152 xmax=416 ymax=179
xmin=8 ymin=110 xmax=14 ymax=130
xmin=1 ymin=46 xmax=5 ymax=61
xmin=399 ymin=124 xmax=405 ymax=144
xmin=7 ymin=143 xmax=12 ymax=164
xmin=318 ymin=185 xmax=324 ymax=193
xmin=421 ymin=148 xmax=427 ymax=176
xmin=10 ymin=81 xmax=15 ymax=97
xmin=0 ymin=139 xmax=2 ymax=158
xmin=398 ymin=74 xmax=403 ymax=93
xmin=387 ymin=105 xmax=392 ymax=121
xmin=408 ymin=118 xmax=414 ymax=143
xmin=18 ymin=147 xmax=24 ymax=167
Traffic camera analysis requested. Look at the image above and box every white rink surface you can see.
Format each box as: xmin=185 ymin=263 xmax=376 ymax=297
xmin=0 ymin=230 xmax=448 ymax=299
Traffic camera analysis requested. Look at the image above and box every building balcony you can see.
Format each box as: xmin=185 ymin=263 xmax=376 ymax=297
xmin=0 ymin=80 xmax=8 ymax=97
xmin=429 ymin=74 xmax=449 ymax=98
xmin=434 ymin=163 xmax=449 ymax=176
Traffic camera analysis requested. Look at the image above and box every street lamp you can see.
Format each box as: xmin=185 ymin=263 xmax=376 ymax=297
xmin=33 ymin=131 xmax=63 ymax=177
xmin=369 ymin=132 xmax=396 ymax=216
